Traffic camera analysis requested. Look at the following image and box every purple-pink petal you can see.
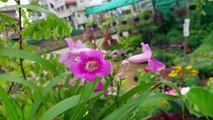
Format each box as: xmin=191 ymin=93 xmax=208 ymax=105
xmin=97 ymin=60 xmax=112 ymax=78
xmin=121 ymin=42 xmax=165 ymax=72
xmin=148 ymin=58 xmax=165 ymax=72
xmin=71 ymin=48 xmax=92 ymax=54
xmin=80 ymin=51 xmax=89 ymax=61
xmin=65 ymin=38 xmax=86 ymax=50
xmin=127 ymin=52 xmax=151 ymax=63
xmin=84 ymin=73 xmax=96 ymax=82
xmin=70 ymin=62 xmax=83 ymax=78
xmin=88 ymin=49 xmax=104 ymax=60
xmin=59 ymin=52 xmax=79 ymax=67
xmin=141 ymin=42 xmax=152 ymax=54
xmin=94 ymin=81 xmax=104 ymax=92
xmin=70 ymin=50 xmax=112 ymax=82
xmin=60 ymin=38 xmax=90 ymax=67
xmin=65 ymin=38 xmax=73 ymax=49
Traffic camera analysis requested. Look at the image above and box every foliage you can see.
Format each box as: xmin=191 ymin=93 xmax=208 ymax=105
xmin=119 ymin=34 xmax=142 ymax=53
xmin=186 ymin=87 xmax=213 ymax=117
xmin=0 ymin=13 xmax=17 ymax=33
xmin=106 ymin=50 xmax=126 ymax=62
xmin=0 ymin=5 xmax=72 ymax=40
xmin=137 ymin=65 xmax=200 ymax=87
xmin=153 ymin=49 xmax=182 ymax=66
xmin=0 ymin=12 xmax=182 ymax=120
xmin=133 ymin=98 xmax=171 ymax=119
xmin=189 ymin=32 xmax=213 ymax=78
xmin=0 ymin=1 xmax=212 ymax=120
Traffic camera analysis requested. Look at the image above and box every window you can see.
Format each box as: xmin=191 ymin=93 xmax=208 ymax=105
xmin=50 ymin=3 xmax=54 ymax=8
xmin=68 ymin=16 xmax=72 ymax=21
xmin=66 ymin=5 xmax=69 ymax=9
xmin=37 ymin=12 xmax=42 ymax=17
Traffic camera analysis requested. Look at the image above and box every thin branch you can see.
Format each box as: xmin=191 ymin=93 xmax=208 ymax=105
xmin=8 ymin=0 xmax=26 ymax=94
xmin=17 ymin=0 xmax=27 ymax=80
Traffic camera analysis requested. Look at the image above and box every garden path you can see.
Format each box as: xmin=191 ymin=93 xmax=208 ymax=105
xmin=112 ymin=62 xmax=146 ymax=91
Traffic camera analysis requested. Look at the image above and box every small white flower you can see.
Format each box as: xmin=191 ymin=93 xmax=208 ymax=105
xmin=107 ymin=87 xmax=117 ymax=96
xmin=181 ymin=87 xmax=190 ymax=95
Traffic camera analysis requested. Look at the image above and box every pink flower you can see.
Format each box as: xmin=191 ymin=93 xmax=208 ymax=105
xmin=167 ymin=88 xmax=176 ymax=95
xmin=143 ymin=67 xmax=150 ymax=73
xmin=70 ymin=50 xmax=112 ymax=82
xmin=166 ymin=86 xmax=183 ymax=96
xmin=122 ymin=42 xmax=165 ymax=72
xmin=94 ymin=81 xmax=104 ymax=92
xmin=148 ymin=58 xmax=165 ymax=72
xmin=59 ymin=38 xmax=92 ymax=67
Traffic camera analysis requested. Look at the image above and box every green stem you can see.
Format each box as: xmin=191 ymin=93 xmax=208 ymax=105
xmin=17 ymin=0 xmax=27 ymax=80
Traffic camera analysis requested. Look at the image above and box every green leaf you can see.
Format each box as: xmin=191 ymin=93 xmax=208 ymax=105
xmin=0 ymin=5 xmax=72 ymax=39
xmin=162 ymin=82 xmax=185 ymax=115
xmin=0 ymin=86 xmax=19 ymax=120
xmin=0 ymin=0 xmax=8 ymax=2
xmin=0 ymin=47 xmax=56 ymax=73
xmin=38 ymin=93 xmax=102 ymax=120
xmin=24 ymin=99 xmax=33 ymax=120
xmin=186 ymin=87 xmax=213 ymax=117
xmin=103 ymin=90 xmax=151 ymax=120
xmin=38 ymin=95 xmax=80 ymax=120
xmin=0 ymin=13 xmax=17 ymax=32
xmin=98 ymin=82 xmax=159 ymax=118
xmin=68 ymin=79 xmax=100 ymax=120
xmin=0 ymin=5 xmax=57 ymax=18
xmin=140 ymin=94 xmax=178 ymax=106
xmin=0 ymin=74 xmax=43 ymax=98
xmin=28 ymin=72 xmax=70 ymax=120
xmin=103 ymin=93 xmax=177 ymax=120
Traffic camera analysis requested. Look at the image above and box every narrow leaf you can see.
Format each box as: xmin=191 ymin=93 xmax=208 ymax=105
xmin=28 ymin=72 xmax=70 ymax=120
xmin=0 ymin=86 xmax=19 ymax=120
xmin=38 ymin=93 xmax=102 ymax=120
xmin=0 ymin=47 xmax=56 ymax=72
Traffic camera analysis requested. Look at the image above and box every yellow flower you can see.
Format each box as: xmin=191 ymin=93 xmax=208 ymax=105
xmin=187 ymin=70 xmax=199 ymax=76
xmin=169 ymin=73 xmax=177 ymax=77
xmin=174 ymin=65 xmax=182 ymax=70
xmin=191 ymin=70 xmax=199 ymax=75
xmin=209 ymin=77 xmax=213 ymax=81
xmin=186 ymin=65 xmax=192 ymax=70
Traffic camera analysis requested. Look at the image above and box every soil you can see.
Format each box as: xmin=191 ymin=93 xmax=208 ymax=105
xmin=112 ymin=62 xmax=146 ymax=91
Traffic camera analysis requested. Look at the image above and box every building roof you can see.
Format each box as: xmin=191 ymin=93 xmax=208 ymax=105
xmin=85 ymin=0 xmax=145 ymax=14
xmin=0 ymin=9 xmax=17 ymax=19
xmin=65 ymin=0 xmax=76 ymax=5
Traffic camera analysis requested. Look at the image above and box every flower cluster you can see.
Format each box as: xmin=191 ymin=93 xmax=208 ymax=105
xmin=60 ymin=38 xmax=165 ymax=93
xmin=166 ymin=86 xmax=190 ymax=96
xmin=168 ymin=65 xmax=199 ymax=78
xmin=137 ymin=65 xmax=200 ymax=87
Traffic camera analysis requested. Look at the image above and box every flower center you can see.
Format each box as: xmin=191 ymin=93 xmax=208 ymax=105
xmin=85 ymin=60 xmax=99 ymax=71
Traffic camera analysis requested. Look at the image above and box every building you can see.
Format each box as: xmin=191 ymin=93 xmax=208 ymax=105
xmin=0 ymin=9 xmax=19 ymax=40
xmin=30 ymin=0 xmax=48 ymax=21
xmin=46 ymin=0 xmax=89 ymax=29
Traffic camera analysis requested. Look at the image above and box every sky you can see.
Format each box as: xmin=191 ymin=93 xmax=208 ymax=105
xmin=0 ymin=0 xmax=29 ymax=7
xmin=85 ymin=0 xmax=106 ymax=7
xmin=1 ymin=0 xmax=105 ymax=7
